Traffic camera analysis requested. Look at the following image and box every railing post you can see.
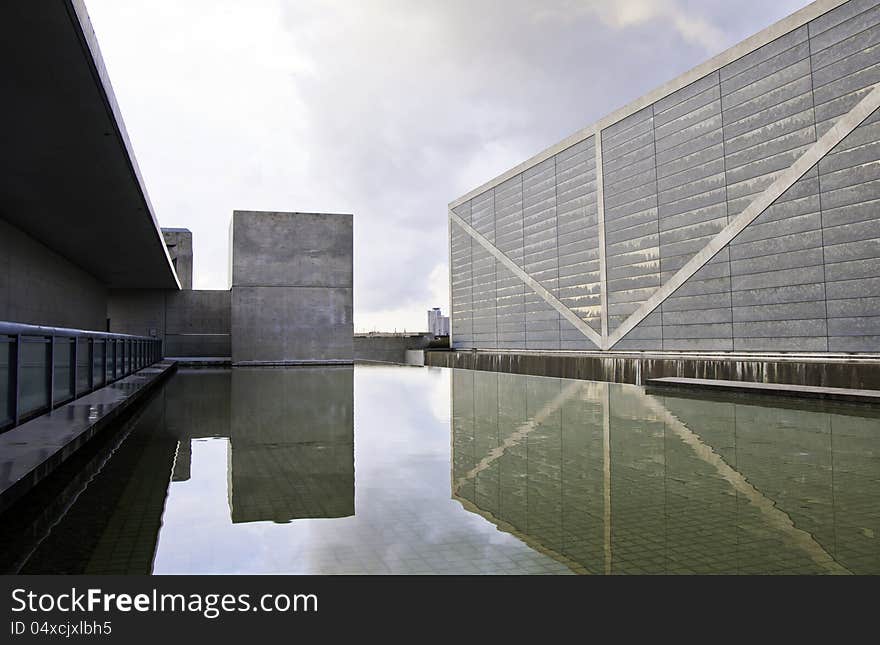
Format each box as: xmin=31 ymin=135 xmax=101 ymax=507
xmin=13 ymin=334 xmax=21 ymax=427
xmin=72 ymin=336 xmax=78 ymax=396
xmin=88 ymin=338 xmax=94 ymax=392
xmin=49 ymin=334 xmax=55 ymax=411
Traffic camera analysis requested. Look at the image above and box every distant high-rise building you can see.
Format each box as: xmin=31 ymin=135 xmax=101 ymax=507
xmin=428 ymin=307 xmax=449 ymax=337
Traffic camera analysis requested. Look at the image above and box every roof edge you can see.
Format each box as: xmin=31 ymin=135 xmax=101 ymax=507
xmin=66 ymin=0 xmax=181 ymax=290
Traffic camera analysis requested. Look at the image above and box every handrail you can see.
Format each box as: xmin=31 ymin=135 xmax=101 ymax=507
xmin=0 ymin=320 xmax=163 ymax=432
xmin=0 ymin=321 xmax=154 ymax=341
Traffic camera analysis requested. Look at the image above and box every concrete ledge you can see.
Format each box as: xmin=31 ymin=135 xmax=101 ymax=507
xmin=426 ymin=349 xmax=880 ymax=390
xmin=645 ymin=377 xmax=880 ymax=405
xmin=232 ymin=360 xmax=354 ymax=367
xmin=167 ymin=356 xmax=232 ymax=367
xmin=0 ymin=360 xmax=177 ymax=513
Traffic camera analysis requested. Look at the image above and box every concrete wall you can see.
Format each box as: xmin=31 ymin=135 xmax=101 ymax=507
xmin=353 ymin=333 xmax=433 ymax=363
xmin=107 ymin=289 xmax=165 ymax=339
xmin=450 ymin=0 xmax=880 ymax=354
xmin=108 ymin=289 xmax=231 ymax=357
xmin=231 ymin=211 xmax=353 ymax=363
xmin=165 ymin=290 xmax=230 ymax=357
xmin=0 ymin=218 xmax=107 ymax=329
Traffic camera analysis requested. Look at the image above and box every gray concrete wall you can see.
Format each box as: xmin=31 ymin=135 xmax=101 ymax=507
xmin=165 ymin=290 xmax=230 ymax=357
xmin=231 ymin=211 xmax=353 ymax=363
xmin=354 ymin=333 xmax=433 ymax=363
xmin=108 ymin=288 xmax=231 ymax=357
xmin=450 ymin=0 xmax=880 ymax=354
xmin=0 ymin=218 xmax=107 ymax=329
xmin=107 ymin=289 xmax=165 ymax=339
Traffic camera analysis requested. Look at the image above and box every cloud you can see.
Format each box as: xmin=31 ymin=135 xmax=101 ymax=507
xmin=84 ymin=0 xmax=809 ymax=331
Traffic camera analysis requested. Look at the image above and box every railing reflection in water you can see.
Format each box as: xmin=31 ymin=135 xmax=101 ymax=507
xmin=0 ymin=321 xmax=162 ymax=431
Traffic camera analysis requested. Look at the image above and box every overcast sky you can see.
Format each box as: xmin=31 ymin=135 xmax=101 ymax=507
xmin=84 ymin=0 xmax=809 ymax=332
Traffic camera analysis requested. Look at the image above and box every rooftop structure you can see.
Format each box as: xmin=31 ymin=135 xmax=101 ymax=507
xmin=448 ymin=0 xmax=880 ymax=354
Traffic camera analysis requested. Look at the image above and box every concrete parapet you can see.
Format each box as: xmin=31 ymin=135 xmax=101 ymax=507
xmin=426 ymin=349 xmax=880 ymax=390
xmin=354 ymin=333 xmax=433 ymax=363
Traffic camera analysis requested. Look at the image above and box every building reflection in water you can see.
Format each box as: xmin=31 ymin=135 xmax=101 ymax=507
xmin=4 ymin=365 xmax=878 ymax=574
xmin=228 ymin=368 xmax=354 ymax=523
xmin=5 ymin=367 xmax=353 ymax=574
xmin=165 ymin=367 xmax=355 ymax=524
xmin=451 ymin=369 xmax=880 ymax=575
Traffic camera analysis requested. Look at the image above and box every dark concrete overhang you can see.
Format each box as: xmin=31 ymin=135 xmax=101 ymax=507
xmin=0 ymin=0 xmax=180 ymax=289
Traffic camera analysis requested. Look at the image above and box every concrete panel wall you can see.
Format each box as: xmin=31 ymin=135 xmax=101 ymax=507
xmin=108 ymin=288 xmax=231 ymax=357
xmin=0 ymin=218 xmax=107 ymax=330
xmin=494 ymin=175 xmax=525 ymax=349
xmin=165 ymin=290 xmax=230 ymax=357
xmin=107 ymin=289 xmax=165 ymax=339
xmin=231 ymin=211 xmax=353 ymax=363
xmin=556 ymin=136 xmax=601 ymax=347
xmin=353 ymin=334 xmax=432 ymax=363
xmin=450 ymin=0 xmax=880 ymax=354
xmin=450 ymin=202 xmax=473 ymax=348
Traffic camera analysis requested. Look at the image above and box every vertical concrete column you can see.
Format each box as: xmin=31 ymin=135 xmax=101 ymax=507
xmin=161 ymin=229 xmax=193 ymax=290
xmin=230 ymin=211 xmax=353 ymax=364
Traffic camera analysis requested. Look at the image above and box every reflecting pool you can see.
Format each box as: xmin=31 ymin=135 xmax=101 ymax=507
xmin=1 ymin=365 xmax=878 ymax=574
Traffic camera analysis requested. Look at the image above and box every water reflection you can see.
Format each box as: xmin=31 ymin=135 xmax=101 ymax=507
xmin=1 ymin=365 xmax=878 ymax=574
xmin=452 ymin=370 xmax=880 ymax=574
xmin=163 ymin=367 xmax=355 ymax=524
xmin=5 ymin=366 xmax=575 ymax=574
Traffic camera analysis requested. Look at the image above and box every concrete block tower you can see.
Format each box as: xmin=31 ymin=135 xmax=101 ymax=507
xmin=230 ymin=211 xmax=353 ymax=364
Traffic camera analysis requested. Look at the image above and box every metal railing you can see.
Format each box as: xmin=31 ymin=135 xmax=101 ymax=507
xmin=0 ymin=321 xmax=163 ymax=432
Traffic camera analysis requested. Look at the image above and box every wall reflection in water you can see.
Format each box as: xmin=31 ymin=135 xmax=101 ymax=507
xmin=451 ymin=370 xmax=880 ymax=575
xmin=166 ymin=368 xmax=354 ymax=524
xmin=8 ymin=367 xmax=353 ymax=574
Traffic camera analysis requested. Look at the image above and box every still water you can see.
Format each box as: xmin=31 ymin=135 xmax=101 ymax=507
xmin=2 ymin=365 xmax=878 ymax=574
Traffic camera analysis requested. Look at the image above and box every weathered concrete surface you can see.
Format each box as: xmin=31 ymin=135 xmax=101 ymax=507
xmin=231 ymin=211 xmax=353 ymax=364
xmin=231 ymin=211 xmax=353 ymax=288
xmin=165 ymin=290 xmax=230 ymax=357
xmin=426 ymin=349 xmax=880 ymax=390
xmin=0 ymin=218 xmax=107 ymax=330
xmin=107 ymin=289 xmax=165 ymax=339
xmin=354 ymin=333 xmax=433 ymax=363
xmin=162 ymin=229 xmax=193 ymax=290
xmin=108 ymin=289 xmax=231 ymax=357
xmin=0 ymin=360 xmax=176 ymax=514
